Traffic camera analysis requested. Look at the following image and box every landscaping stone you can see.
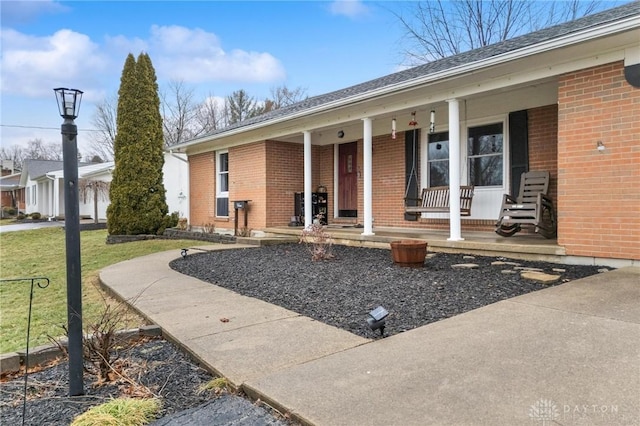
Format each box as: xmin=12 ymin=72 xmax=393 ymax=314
xmin=451 ymin=263 xmax=479 ymax=269
xmin=514 ymin=266 xmax=544 ymax=272
xmin=520 ymin=271 xmax=561 ymax=284
xmin=491 ymin=261 xmax=521 ymax=266
xmin=0 ymin=352 xmax=20 ymax=374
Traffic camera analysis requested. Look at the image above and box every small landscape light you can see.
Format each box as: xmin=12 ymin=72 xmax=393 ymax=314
xmin=181 ymin=248 xmax=189 ymax=259
xmin=367 ymin=306 xmax=389 ymax=337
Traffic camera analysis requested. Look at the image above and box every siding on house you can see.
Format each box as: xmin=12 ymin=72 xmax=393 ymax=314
xmin=558 ymin=61 xmax=640 ymax=260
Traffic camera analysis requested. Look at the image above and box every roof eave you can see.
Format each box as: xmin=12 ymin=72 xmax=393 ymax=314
xmin=173 ymin=13 xmax=639 ymax=152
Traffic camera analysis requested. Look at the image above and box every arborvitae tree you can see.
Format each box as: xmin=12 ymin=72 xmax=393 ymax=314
xmin=107 ymin=53 xmax=169 ymax=235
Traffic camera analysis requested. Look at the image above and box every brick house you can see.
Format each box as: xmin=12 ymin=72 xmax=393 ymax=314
xmin=173 ymin=3 xmax=639 ymax=264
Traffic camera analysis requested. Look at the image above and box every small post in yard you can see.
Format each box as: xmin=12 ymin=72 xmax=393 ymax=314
xmin=54 ymin=87 xmax=84 ymax=396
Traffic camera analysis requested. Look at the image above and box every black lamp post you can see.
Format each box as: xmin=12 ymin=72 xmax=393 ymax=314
xmin=54 ymin=87 xmax=84 ymax=396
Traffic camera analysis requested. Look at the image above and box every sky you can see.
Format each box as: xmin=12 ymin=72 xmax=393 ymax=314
xmin=1 ymin=0 xmax=408 ymax=158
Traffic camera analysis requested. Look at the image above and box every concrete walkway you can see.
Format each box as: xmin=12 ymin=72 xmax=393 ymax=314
xmin=99 ymin=245 xmax=640 ymax=426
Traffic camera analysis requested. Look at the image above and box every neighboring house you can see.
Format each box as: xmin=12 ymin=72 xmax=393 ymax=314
xmin=19 ymin=160 xmax=66 ymax=217
xmin=163 ymin=151 xmax=190 ymax=220
xmin=0 ymin=173 xmax=25 ymax=212
xmin=43 ymin=161 xmax=115 ymax=220
xmin=19 ymin=153 xmax=189 ymax=222
xmin=172 ymin=3 xmax=639 ymax=264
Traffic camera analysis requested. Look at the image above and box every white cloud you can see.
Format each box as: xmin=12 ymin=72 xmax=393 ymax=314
xmin=148 ymin=25 xmax=285 ymax=83
xmin=329 ymin=0 xmax=370 ymax=18
xmin=0 ymin=0 xmax=68 ymax=25
xmin=0 ymin=28 xmax=109 ymax=100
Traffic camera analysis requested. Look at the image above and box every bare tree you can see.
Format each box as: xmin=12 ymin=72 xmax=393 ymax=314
xmin=0 ymin=144 xmax=26 ymax=170
xmin=88 ymin=94 xmax=118 ymax=161
xmin=262 ymin=85 xmax=308 ymax=113
xmin=161 ymin=80 xmax=201 ymax=147
xmin=392 ymin=0 xmax=606 ymax=64
xmin=194 ymin=94 xmax=228 ymax=134
xmin=79 ymin=179 xmax=110 ymax=223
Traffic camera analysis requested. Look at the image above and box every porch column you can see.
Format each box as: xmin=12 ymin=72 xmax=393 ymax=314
xmin=303 ymin=130 xmax=312 ymax=227
xmin=447 ymin=99 xmax=463 ymax=241
xmin=362 ymin=117 xmax=374 ymax=236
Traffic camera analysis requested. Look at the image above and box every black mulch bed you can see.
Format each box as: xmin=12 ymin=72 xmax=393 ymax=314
xmin=170 ymin=243 xmax=608 ymax=339
xmin=0 ymin=339 xmax=287 ymax=426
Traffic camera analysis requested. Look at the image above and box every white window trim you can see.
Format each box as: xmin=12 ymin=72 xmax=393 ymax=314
xmin=216 ymin=150 xmax=229 ymax=217
xmin=463 ymin=115 xmax=508 ymax=191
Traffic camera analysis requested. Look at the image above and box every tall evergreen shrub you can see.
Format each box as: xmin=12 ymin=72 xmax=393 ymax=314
xmin=107 ymin=53 xmax=168 ymax=235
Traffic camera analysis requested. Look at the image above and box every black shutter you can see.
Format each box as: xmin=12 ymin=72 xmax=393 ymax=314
xmin=509 ymin=110 xmax=528 ymax=198
xmin=404 ymin=129 xmax=420 ymax=221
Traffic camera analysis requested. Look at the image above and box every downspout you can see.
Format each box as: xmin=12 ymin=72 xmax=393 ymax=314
xmin=168 ymin=150 xmax=189 ymax=163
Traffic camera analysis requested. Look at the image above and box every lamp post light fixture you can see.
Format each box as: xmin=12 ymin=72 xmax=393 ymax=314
xmin=54 ymin=87 xmax=84 ymax=397
xmin=366 ymin=306 xmax=389 ymax=337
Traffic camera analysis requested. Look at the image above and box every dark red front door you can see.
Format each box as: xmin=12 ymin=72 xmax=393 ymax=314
xmin=338 ymin=142 xmax=357 ymax=217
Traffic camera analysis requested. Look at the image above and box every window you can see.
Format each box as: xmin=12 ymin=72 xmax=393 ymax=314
xmin=427 ymin=132 xmax=449 ymax=187
xmin=468 ymin=123 xmax=503 ymax=187
xmin=216 ymin=151 xmax=229 ymax=217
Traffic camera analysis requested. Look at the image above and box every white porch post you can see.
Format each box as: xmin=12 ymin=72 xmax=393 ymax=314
xmin=53 ymin=178 xmax=60 ymax=217
xmin=303 ymin=130 xmax=312 ymax=227
xmin=362 ymin=117 xmax=374 ymax=236
xmin=447 ymin=99 xmax=463 ymax=241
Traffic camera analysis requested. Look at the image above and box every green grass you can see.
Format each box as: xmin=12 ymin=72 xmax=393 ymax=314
xmin=70 ymin=397 xmax=161 ymax=426
xmin=0 ymin=228 xmax=209 ymax=353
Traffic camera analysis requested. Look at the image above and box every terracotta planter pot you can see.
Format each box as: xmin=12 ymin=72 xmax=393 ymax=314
xmin=390 ymin=240 xmax=427 ymax=267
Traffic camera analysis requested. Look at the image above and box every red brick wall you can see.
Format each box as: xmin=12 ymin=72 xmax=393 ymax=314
xmin=265 ymin=141 xmax=304 ymax=226
xmin=371 ymin=133 xmax=409 ymax=226
xmin=230 ymin=142 xmax=267 ymax=229
xmin=189 ymin=152 xmax=215 ymax=226
xmin=528 ymin=104 xmax=559 ymax=206
xmin=558 ymin=61 xmax=640 ymax=260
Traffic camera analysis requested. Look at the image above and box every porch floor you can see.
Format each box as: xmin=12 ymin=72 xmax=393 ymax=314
xmin=262 ymin=225 xmax=565 ymax=263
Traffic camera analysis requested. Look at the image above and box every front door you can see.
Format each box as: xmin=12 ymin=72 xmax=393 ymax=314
xmin=338 ymin=142 xmax=357 ymax=217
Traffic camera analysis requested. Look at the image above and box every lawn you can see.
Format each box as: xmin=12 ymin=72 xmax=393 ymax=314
xmin=0 ymin=228 xmax=209 ymax=353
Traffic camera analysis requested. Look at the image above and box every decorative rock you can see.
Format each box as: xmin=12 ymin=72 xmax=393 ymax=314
xmin=552 ymin=268 xmax=566 ymax=273
xmin=492 ymin=261 xmax=521 ymax=266
xmin=451 ymin=263 xmax=479 ymax=269
xmin=501 ymin=270 xmax=518 ymax=274
xmin=463 ymin=255 xmax=475 ymax=260
xmin=514 ymin=266 xmax=544 ymax=272
xmin=598 ymin=268 xmax=610 ymax=273
xmin=521 ymin=271 xmax=561 ymax=284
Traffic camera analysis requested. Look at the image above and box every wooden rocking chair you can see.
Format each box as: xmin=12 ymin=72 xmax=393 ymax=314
xmin=495 ymin=171 xmax=557 ymax=239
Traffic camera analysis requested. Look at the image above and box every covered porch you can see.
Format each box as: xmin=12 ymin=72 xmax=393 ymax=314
xmin=262 ymin=224 xmax=573 ymax=264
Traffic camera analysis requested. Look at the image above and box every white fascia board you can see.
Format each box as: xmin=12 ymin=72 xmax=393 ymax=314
xmin=176 ymin=15 xmax=639 ymax=151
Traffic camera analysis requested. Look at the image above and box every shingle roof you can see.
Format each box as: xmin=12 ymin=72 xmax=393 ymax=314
xmin=21 ymin=159 xmax=95 ymax=185
xmin=23 ymin=160 xmax=64 ymax=180
xmin=192 ymin=1 xmax=639 ymax=140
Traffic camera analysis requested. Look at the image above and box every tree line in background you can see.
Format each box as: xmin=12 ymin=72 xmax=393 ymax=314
xmin=88 ymin=83 xmax=308 ymax=162
xmin=0 ymin=83 xmax=308 ymax=168
xmin=1 ymin=0 xmax=607 ymax=168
